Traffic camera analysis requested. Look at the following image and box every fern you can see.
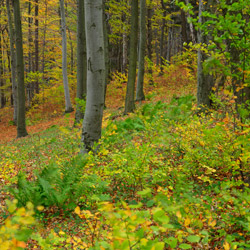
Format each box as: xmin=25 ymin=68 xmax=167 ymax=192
xmin=10 ymin=155 xmax=109 ymax=211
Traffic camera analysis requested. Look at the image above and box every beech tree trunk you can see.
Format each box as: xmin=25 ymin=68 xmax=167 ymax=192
xmin=6 ymin=0 xmax=17 ymax=124
xmin=136 ymin=0 xmax=146 ymax=101
xmin=59 ymin=0 xmax=73 ymax=113
xmin=124 ymin=0 xmax=138 ymax=114
xmin=81 ymin=0 xmax=105 ymax=153
xmin=147 ymin=2 xmax=154 ymax=84
xmin=197 ymin=0 xmax=214 ymax=108
xmin=34 ymin=0 xmax=39 ymax=94
xmin=13 ymin=0 xmax=28 ymax=138
xmin=75 ymin=0 xmax=87 ymax=124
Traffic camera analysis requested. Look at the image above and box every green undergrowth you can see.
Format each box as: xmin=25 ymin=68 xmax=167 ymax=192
xmin=1 ymin=95 xmax=250 ymax=249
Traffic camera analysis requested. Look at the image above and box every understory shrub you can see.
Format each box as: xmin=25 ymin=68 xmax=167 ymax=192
xmin=2 ymin=95 xmax=250 ymax=249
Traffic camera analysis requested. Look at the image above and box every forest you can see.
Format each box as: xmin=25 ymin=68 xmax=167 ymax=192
xmin=0 ymin=0 xmax=250 ymax=249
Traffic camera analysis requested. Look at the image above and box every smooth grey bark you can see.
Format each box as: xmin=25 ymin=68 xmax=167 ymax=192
xmin=124 ymin=0 xmax=138 ymax=114
xmin=0 ymin=29 xmax=4 ymax=109
xmin=136 ymin=0 xmax=146 ymax=101
xmin=160 ymin=0 xmax=167 ymax=73
xmin=42 ymin=0 xmax=48 ymax=77
xmin=6 ymin=0 xmax=17 ymax=124
xmin=27 ymin=0 xmax=32 ymax=105
xmin=75 ymin=0 xmax=87 ymax=124
xmin=59 ymin=0 xmax=73 ymax=113
xmin=147 ymin=2 xmax=154 ymax=84
xmin=34 ymin=0 xmax=39 ymax=94
xmin=197 ymin=0 xmax=214 ymax=108
xmin=81 ymin=0 xmax=105 ymax=153
xmin=13 ymin=0 xmax=28 ymax=138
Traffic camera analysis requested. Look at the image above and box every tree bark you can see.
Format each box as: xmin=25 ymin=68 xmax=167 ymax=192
xmin=160 ymin=0 xmax=167 ymax=73
xmin=81 ymin=0 xmax=105 ymax=153
xmin=136 ymin=0 xmax=146 ymax=101
xmin=59 ymin=0 xmax=73 ymax=113
xmin=34 ymin=0 xmax=39 ymax=94
xmin=197 ymin=0 xmax=214 ymax=109
xmin=13 ymin=0 xmax=28 ymax=138
xmin=124 ymin=0 xmax=138 ymax=114
xmin=75 ymin=0 xmax=87 ymax=124
xmin=147 ymin=2 xmax=154 ymax=84
xmin=6 ymin=0 xmax=17 ymax=124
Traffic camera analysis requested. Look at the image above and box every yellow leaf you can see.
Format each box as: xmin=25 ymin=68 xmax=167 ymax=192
xmin=176 ymin=211 xmax=182 ymax=219
xmin=223 ymin=241 xmax=230 ymax=250
xmin=140 ymin=238 xmax=148 ymax=246
xmin=184 ymin=217 xmax=191 ymax=227
xmin=209 ymin=220 xmax=216 ymax=227
xmin=75 ymin=206 xmax=81 ymax=215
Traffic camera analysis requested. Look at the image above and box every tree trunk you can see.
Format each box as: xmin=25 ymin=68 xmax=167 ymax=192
xmin=34 ymin=0 xmax=39 ymax=94
xmin=6 ymin=0 xmax=17 ymax=124
xmin=59 ymin=0 xmax=73 ymax=113
xmin=181 ymin=10 xmax=188 ymax=45
xmin=147 ymin=2 xmax=154 ymax=84
xmin=81 ymin=0 xmax=105 ymax=153
xmin=0 ymin=31 xmax=4 ymax=109
xmin=124 ymin=0 xmax=138 ymax=114
xmin=27 ymin=0 xmax=33 ymax=106
xmin=42 ymin=0 xmax=48 ymax=78
xmin=197 ymin=0 xmax=214 ymax=108
xmin=136 ymin=0 xmax=146 ymax=101
xmin=75 ymin=0 xmax=87 ymax=124
xmin=160 ymin=0 xmax=167 ymax=73
xmin=13 ymin=0 xmax=28 ymax=138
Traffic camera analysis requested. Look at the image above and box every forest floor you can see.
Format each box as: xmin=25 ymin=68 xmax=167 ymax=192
xmin=0 ymin=65 xmax=195 ymax=144
xmin=1 ymin=65 xmax=249 ymax=250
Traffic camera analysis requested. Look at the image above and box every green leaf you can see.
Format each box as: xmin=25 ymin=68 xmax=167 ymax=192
xmin=179 ymin=243 xmax=192 ymax=249
xmin=152 ymin=242 xmax=165 ymax=250
xmin=187 ymin=235 xmax=201 ymax=243
xmin=137 ymin=188 xmax=152 ymax=197
xmin=165 ymin=237 xmax=178 ymax=248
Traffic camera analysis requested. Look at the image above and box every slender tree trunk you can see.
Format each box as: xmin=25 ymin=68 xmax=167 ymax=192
xmin=13 ymin=0 xmax=28 ymax=138
xmin=0 ymin=32 xmax=4 ymax=108
xmin=27 ymin=0 xmax=32 ymax=105
xmin=34 ymin=0 xmax=39 ymax=94
xmin=6 ymin=0 xmax=17 ymax=124
xmin=160 ymin=0 xmax=167 ymax=73
xmin=59 ymin=0 xmax=73 ymax=113
xmin=124 ymin=0 xmax=138 ymax=114
xmin=75 ymin=0 xmax=87 ymax=124
xmin=42 ymin=0 xmax=48 ymax=78
xmin=147 ymin=2 xmax=154 ymax=84
xmin=81 ymin=0 xmax=105 ymax=153
xmin=166 ymin=26 xmax=172 ymax=62
xmin=197 ymin=0 xmax=214 ymax=108
xmin=136 ymin=0 xmax=146 ymax=101
xmin=181 ymin=10 xmax=188 ymax=45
